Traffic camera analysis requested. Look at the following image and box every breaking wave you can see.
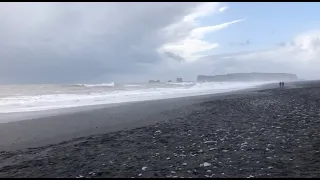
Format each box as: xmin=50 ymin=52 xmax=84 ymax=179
xmin=76 ymin=82 xmax=115 ymax=87
xmin=0 ymin=81 xmax=274 ymax=113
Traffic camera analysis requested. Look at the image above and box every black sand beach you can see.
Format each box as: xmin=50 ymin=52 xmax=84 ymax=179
xmin=0 ymin=81 xmax=319 ymax=178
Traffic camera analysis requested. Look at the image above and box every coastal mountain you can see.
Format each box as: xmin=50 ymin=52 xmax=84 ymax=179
xmin=197 ymin=73 xmax=298 ymax=82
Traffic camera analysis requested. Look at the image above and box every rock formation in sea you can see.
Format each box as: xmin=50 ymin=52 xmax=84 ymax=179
xmin=176 ymin=78 xmax=183 ymax=83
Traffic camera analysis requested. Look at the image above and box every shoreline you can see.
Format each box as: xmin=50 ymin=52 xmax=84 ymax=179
xmin=1 ymin=81 xmax=319 ymax=177
xmin=0 ymin=81 xmax=300 ymax=151
xmin=0 ymin=84 xmax=273 ymax=151
xmin=0 ymin=82 xmax=278 ymax=124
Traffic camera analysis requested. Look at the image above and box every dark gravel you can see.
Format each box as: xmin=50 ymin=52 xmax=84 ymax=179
xmin=0 ymin=83 xmax=319 ymax=178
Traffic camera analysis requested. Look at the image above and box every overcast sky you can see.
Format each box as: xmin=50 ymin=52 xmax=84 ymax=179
xmin=1 ymin=2 xmax=320 ymax=84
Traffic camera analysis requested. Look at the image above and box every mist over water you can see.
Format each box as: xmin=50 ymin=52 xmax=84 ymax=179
xmin=0 ymin=81 xmax=273 ymax=113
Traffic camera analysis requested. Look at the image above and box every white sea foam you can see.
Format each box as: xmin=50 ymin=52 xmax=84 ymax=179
xmin=0 ymin=81 xmax=272 ymax=113
xmin=76 ymin=82 xmax=115 ymax=87
xmin=124 ymin=84 xmax=141 ymax=87
xmin=166 ymin=82 xmax=195 ymax=86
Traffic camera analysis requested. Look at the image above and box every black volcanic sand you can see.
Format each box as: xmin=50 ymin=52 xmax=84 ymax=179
xmin=0 ymin=82 xmax=320 ymax=178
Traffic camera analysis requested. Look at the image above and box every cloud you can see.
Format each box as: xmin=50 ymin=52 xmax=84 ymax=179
xmin=190 ymin=19 xmax=245 ymax=39
xmin=2 ymin=2 xmax=320 ymax=84
xmin=197 ymin=30 xmax=320 ymax=80
xmin=159 ymin=19 xmax=245 ymax=61
xmin=0 ymin=2 xmax=205 ymax=83
xmin=0 ymin=2 xmax=246 ymax=84
xmin=159 ymin=3 xmax=245 ymax=61
xmin=218 ymin=6 xmax=229 ymax=12
xmin=163 ymin=52 xmax=185 ymax=62
xmin=183 ymin=2 xmax=220 ymax=23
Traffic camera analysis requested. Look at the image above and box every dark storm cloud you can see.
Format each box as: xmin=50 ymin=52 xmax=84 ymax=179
xmin=0 ymin=2 xmax=201 ymax=84
xmin=163 ymin=52 xmax=186 ymax=62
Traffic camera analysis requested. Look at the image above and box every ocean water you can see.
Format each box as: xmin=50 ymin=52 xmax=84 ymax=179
xmin=0 ymin=81 xmax=272 ymax=113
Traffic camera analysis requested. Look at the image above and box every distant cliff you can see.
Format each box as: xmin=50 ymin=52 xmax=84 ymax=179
xmin=197 ymin=73 xmax=298 ymax=82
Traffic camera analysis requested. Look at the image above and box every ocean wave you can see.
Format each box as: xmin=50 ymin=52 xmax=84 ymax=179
xmin=76 ymin=82 xmax=115 ymax=87
xmin=0 ymin=81 xmax=272 ymax=114
xmin=124 ymin=84 xmax=141 ymax=87
xmin=166 ymin=82 xmax=195 ymax=86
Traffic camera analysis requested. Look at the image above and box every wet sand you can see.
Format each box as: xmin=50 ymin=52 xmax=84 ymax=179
xmin=0 ymin=81 xmax=319 ymax=178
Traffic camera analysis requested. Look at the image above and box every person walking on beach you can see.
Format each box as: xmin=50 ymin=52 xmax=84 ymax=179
xmin=279 ymin=82 xmax=284 ymax=88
